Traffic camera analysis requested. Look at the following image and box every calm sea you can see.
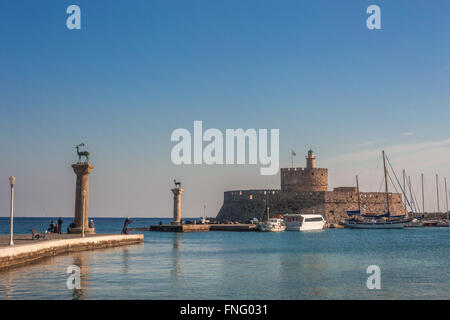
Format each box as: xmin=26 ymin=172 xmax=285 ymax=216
xmin=0 ymin=217 xmax=449 ymax=300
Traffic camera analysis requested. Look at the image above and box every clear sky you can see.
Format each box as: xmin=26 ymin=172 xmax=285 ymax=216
xmin=1 ymin=0 xmax=449 ymax=217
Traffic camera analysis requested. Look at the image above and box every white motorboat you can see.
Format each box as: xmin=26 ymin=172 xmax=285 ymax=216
xmin=284 ymin=214 xmax=326 ymax=231
xmin=258 ymin=218 xmax=286 ymax=232
xmin=405 ymin=218 xmax=423 ymax=228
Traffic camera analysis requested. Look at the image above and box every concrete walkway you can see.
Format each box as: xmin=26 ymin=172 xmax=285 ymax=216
xmin=0 ymin=233 xmax=108 ymax=247
xmin=0 ymin=233 xmax=143 ymax=269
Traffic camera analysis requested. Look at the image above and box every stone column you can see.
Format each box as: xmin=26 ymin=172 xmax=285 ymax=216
xmin=171 ymin=188 xmax=183 ymax=225
xmin=69 ymin=163 xmax=95 ymax=234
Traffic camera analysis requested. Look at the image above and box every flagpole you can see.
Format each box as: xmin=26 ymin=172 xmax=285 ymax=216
xmin=290 ymin=150 xmax=296 ymax=168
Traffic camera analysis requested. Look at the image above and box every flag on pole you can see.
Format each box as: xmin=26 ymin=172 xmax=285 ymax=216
xmin=290 ymin=150 xmax=296 ymax=168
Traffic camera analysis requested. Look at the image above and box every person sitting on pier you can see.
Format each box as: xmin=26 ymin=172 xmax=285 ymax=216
xmin=48 ymin=220 xmax=56 ymax=233
xmin=89 ymin=219 xmax=94 ymax=229
xmin=67 ymin=221 xmax=76 ymax=233
xmin=121 ymin=217 xmax=135 ymax=235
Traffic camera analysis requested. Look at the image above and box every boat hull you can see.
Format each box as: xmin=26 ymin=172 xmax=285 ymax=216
xmin=284 ymin=214 xmax=326 ymax=231
xmin=258 ymin=225 xmax=286 ymax=232
xmin=345 ymin=220 xmax=408 ymax=229
xmin=285 ymin=221 xmax=325 ymax=231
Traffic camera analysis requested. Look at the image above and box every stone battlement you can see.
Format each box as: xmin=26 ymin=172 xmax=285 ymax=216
xmin=281 ymin=167 xmax=328 ymax=192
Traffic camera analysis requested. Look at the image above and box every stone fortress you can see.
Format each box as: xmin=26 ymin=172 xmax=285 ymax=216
xmin=216 ymin=150 xmax=407 ymax=224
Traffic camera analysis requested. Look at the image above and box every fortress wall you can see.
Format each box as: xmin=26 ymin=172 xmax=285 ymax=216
xmin=280 ymin=168 xmax=328 ymax=192
xmin=217 ymin=190 xmax=326 ymax=222
xmin=324 ymin=191 xmax=406 ymax=223
xmin=216 ymin=151 xmax=407 ymax=224
xmin=217 ymin=189 xmax=406 ymax=224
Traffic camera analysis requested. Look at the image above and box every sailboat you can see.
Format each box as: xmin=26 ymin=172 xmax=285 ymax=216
xmin=405 ymin=173 xmax=424 ymax=227
xmin=421 ymin=174 xmax=450 ymax=227
xmin=345 ymin=151 xmax=411 ymax=229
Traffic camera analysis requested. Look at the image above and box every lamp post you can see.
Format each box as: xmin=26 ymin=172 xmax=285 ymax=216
xmin=81 ymin=189 xmax=86 ymax=238
xmin=9 ymin=176 xmax=15 ymax=246
xmin=203 ymin=204 xmax=206 ymax=222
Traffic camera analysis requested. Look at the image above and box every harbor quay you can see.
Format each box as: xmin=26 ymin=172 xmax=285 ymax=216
xmin=146 ymin=180 xmax=259 ymax=232
xmin=0 ymin=234 xmax=143 ymax=270
xmin=139 ymin=223 xmax=258 ymax=232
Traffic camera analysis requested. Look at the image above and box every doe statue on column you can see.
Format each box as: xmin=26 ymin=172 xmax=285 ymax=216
xmin=69 ymin=143 xmax=95 ymax=234
xmin=171 ymin=179 xmax=183 ymax=225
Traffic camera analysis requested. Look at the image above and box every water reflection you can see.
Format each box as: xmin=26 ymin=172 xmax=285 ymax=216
xmin=0 ymin=270 xmax=14 ymax=299
xmin=122 ymin=247 xmax=129 ymax=275
xmin=280 ymin=251 xmax=330 ymax=299
xmin=71 ymin=252 xmax=89 ymax=300
xmin=0 ymin=229 xmax=448 ymax=299
xmin=171 ymin=233 xmax=182 ymax=280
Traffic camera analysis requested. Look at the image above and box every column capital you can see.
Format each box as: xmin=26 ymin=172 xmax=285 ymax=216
xmin=171 ymin=188 xmax=184 ymax=195
xmin=72 ymin=163 xmax=94 ymax=175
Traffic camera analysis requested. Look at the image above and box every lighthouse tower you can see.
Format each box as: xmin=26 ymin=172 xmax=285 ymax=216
xmin=280 ymin=149 xmax=328 ymax=192
xmin=306 ymin=149 xmax=316 ymax=169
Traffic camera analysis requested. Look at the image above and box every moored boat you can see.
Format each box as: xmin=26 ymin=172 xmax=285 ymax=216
xmin=405 ymin=218 xmax=423 ymax=228
xmin=345 ymin=214 xmax=410 ymax=229
xmin=258 ymin=218 xmax=286 ymax=232
xmin=284 ymin=214 xmax=325 ymax=231
xmin=345 ymin=151 xmax=410 ymax=229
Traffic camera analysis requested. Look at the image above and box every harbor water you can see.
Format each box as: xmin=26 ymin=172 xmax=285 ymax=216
xmin=0 ymin=218 xmax=449 ymax=299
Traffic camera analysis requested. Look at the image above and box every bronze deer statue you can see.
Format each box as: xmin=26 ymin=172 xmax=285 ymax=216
xmin=75 ymin=143 xmax=90 ymax=163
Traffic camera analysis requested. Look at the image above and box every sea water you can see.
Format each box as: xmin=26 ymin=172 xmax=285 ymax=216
xmin=0 ymin=217 xmax=449 ymax=299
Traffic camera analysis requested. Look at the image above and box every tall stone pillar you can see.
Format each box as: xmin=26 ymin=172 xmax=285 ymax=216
xmin=171 ymin=188 xmax=183 ymax=225
xmin=69 ymin=163 xmax=95 ymax=234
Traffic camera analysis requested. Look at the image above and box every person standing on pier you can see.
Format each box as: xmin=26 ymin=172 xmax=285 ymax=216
xmin=57 ymin=217 xmax=63 ymax=234
xmin=121 ymin=217 xmax=135 ymax=235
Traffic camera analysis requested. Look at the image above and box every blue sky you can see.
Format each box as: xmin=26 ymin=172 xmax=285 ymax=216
xmin=1 ymin=0 xmax=449 ymax=217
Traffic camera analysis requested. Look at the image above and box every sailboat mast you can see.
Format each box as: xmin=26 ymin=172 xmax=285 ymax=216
xmin=436 ymin=174 xmax=440 ymax=219
xmin=408 ymin=176 xmax=414 ymax=214
xmin=403 ymin=170 xmax=407 ymax=213
xmin=445 ymin=177 xmax=448 ymax=220
xmin=421 ymin=173 xmax=425 ymax=214
xmin=356 ymin=175 xmax=361 ymax=212
xmin=382 ymin=151 xmax=390 ymax=213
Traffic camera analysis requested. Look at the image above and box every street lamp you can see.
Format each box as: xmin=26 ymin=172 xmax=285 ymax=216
xmin=9 ymin=176 xmax=15 ymax=246
xmin=81 ymin=189 xmax=86 ymax=238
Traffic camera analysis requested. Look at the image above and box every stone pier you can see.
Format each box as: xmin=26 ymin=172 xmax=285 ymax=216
xmin=171 ymin=187 xmax=183 ymax=225
xmin=0 ymin=234 xmax=143 ymax=270
xmin=69 ymin=163 xmax=95 ymax=234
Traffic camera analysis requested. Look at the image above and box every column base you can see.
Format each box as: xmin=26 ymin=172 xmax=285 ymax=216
xmin=67 ymin=227 xmax=96 ymax=234
xmin=170 ymin=221 xmax=181 ymax=225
